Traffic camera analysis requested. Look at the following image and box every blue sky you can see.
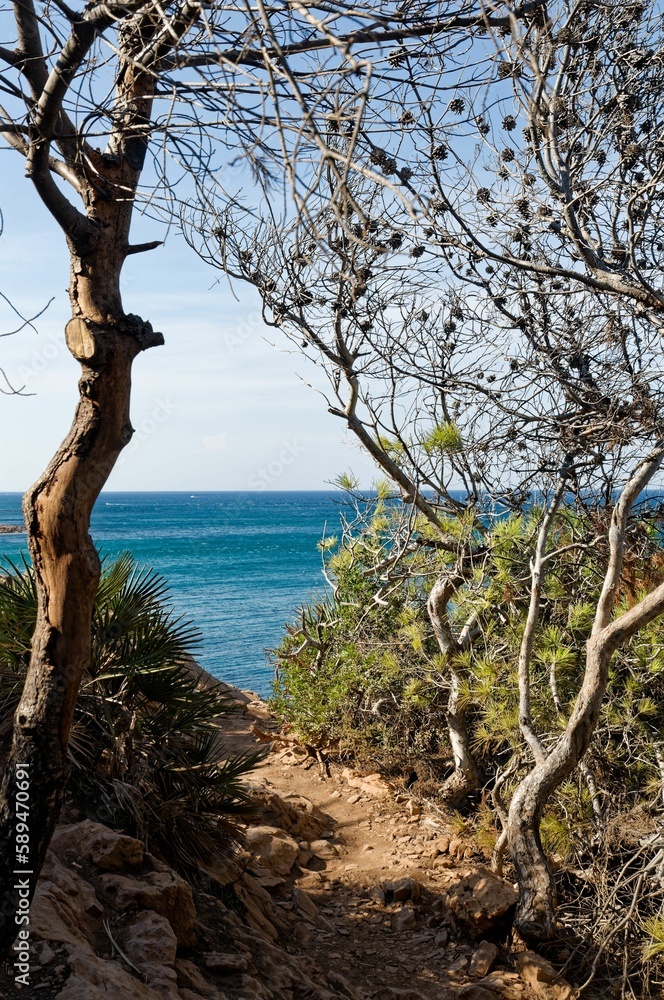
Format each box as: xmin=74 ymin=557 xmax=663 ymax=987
xmin=0 ymin=152 xmax=377 ymax=492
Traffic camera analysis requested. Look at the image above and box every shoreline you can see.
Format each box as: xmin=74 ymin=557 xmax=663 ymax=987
xmin=0 ymin=525 xmax=25 ymax=534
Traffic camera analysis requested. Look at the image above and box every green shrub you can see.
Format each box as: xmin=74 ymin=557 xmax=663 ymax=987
xmin=0 ymin=553 xmax=261 ymax=872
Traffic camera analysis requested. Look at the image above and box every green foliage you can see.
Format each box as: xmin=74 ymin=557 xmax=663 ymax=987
xmin=422 ymin=421 xmax=463 ymax=455
xmin=0 ymin=554 xmax=260 ymax=872
xmin=643 ymin=916 xmax=664 ymax=961
xmin=273 ymin=494 xmax=664 ymax=893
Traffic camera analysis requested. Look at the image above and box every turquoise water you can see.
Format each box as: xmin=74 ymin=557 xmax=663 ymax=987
xmin=0 ymin=492 xmax=343 ymax=696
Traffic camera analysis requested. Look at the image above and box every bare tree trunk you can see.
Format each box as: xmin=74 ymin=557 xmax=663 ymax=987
xmin=427 ymin=574 xmax=479 ymax=805
xmin=0 ymin=237 xmax=162 ymax=951
xmin=507 ymin=445 xmax=664 ymax=940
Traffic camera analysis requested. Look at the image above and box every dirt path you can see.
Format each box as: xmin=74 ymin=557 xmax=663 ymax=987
xmin=225 ymin=688 xmax=537 ymax=1000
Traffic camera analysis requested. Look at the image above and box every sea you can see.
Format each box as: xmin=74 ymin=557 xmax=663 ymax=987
xmin=0 ymin=492 xmax=345 ymax=697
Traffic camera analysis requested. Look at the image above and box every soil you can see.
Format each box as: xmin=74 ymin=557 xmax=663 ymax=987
xmin=219 ymin=686 xmax=540 ymax=1000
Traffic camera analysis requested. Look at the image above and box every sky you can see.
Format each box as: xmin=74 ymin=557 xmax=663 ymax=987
xmin=0 ymin=152 xmax=378 ymax=492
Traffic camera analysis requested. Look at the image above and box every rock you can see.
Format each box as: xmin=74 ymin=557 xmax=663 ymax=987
xmin=382 ymin=991 xmax=426 ymax=1000
xmin=476 ymin=972 xmax=525 ymax=1000
xmin=470 ymin=941 xmax=500 ymax=978
xmin=293 ymin=921 xmax=314 ymax=944
xmin=383 ymin=877 xmax=421 ymax=903
xmin=369 ymin=886 xmax=386 ymax=905
xmin=245 ymin=826 xmax=300 ymax=876
xmin=51 ymin=820 xmax=143 ymax=871
xmin=327 ymin=970 xmax=365 ymax=999
xmin=119 ymin=909 xmax=178 ymax=997
xmin=340 ymin=767 xmax=392 ymax=799
xmin=456 ymin=987 xmax=501 ymax=1000
xmin=407 ymin=800 xmax=422 ymax=819
xmin=122 ymin=910 xmax=177 ymax=966
xmin=293 ymin=887 xmax=319 ymax=922
xmin=447 ymin=870 xmax=518 ymax=936
xmin=31 ymin=854 xmax=104 ymax=951
xmin=449 ymin=955 xmax=470 ymax=973
xmin=515 ymin=952 xmax=577 ymax=1000
xmin=35 ymin=941 xmax=56 ymax=965
xmin=97 ymin=866 xmax=196 ymax=946
xmin=449 ymin=836 xmax=464 ymax=858
xmin=202 ymin=952 xmax=249 ymax=974
xmin=391 ymin=906 xmax=416 ymax=931
xmin=435 ymin=929 xmax=449 ymax=947
xmin=310 ymin=838 xmax=339 ymax=860
xmin=175 ymin=958 xmax=220 ymax=996
xmin=55 ymin=945 xmax=163 ymax=999
xmin=179 ymin=992 xmax=228 ymax=1000
xmin=246 ymin=786 xmax=330 ymax=840
xmin=235 ymin=875 xmax=280 ymax=942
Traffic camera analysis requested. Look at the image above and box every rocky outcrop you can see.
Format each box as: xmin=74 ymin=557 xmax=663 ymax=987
xmin=10 ymin=797 xmax=350 ymax=1000
xmin=51 ymin=819 xmax=144 ymax=871
xmin=245 ymin=785 xmax=330 ymax=841
xmin=446 ymin=870 xmax=519 ymax=936
xmin=244 ymin=826 xmax=300 ymax=876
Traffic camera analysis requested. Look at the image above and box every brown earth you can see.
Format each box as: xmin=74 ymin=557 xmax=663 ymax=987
xmin=0 ymin=683 xmax=577 ymax=1000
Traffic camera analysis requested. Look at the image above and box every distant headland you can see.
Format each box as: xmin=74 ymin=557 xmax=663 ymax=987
xmin=0 ymin=525 xmax=25 ymax=534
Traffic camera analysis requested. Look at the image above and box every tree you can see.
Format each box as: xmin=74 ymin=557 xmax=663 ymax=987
xmin=197 ymin=0 xmax=664 ymax=938
xmin=0 ymin=0 xmax=521 ymax=952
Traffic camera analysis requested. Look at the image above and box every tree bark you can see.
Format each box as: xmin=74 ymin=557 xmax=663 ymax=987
xmin=507 ymin=446 xmax=664 ymax=940
xmin=0 ymin=240 xmax=162 ymax=951
xmin=427 ymin=573 xmax=479 ymax=805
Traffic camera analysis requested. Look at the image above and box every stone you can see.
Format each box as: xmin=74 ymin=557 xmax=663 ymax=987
xmin=97 ymin=866 xmax=196 ymax=946
xmin=310 ymin=839 xmax=339 ymax=860
xmin=31 ymin=854 xmax=104 ymax=951
xmin=327 ymin=970 xmax=365 ymax=1000
xmin=476 ymin=972 xmax=525 ymax=1000
xmin=449 ymin=837 xmax=464 ymax=857
xmin=340 ymin=767 xmax=392 ymax=799
xmin=369 ymin=886 xmax=386 ymax=905
xmin=515 ymin=952 xmax=577 ymax=1000
xmin=470 ymin=941 xmax=500 ymax=978
xmin=447 ymin=870 xmax=518 ymax=936
xmin=35 ymin=942 xmax=56 ymax=965
xmin=245 ymin=826 xmax=300 ymax=876
xmin=120 ymin=910 xmax=177 ymax=968
xmin=175 ymin=958 xmax=219 ymax=996
xmin=293 ymin=921 xmax=314 ymax=945
xmin=456 ymin=987 xmax=501 ymax=1000
xmin=202 ymin=952 xmax=249 ymax=974
xmin=383 ymin=877 xmax=421 ymax=903
xmin=391 ymin=906 xmax=416 ymax=931
xmin=293 ymin=887 xmax=319 ymax=922
xmin=54 ymin=945 xmax=163 ymax=999
xmin=382 ymin=991 xmax=426 ymax=1000
xmin=449 ymin=955 xmax=470 ymax=973
xmin=246 ymin=786 xmax=329 ymax=840
xmin=51 ymin=820 xmax=143 ymax=871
